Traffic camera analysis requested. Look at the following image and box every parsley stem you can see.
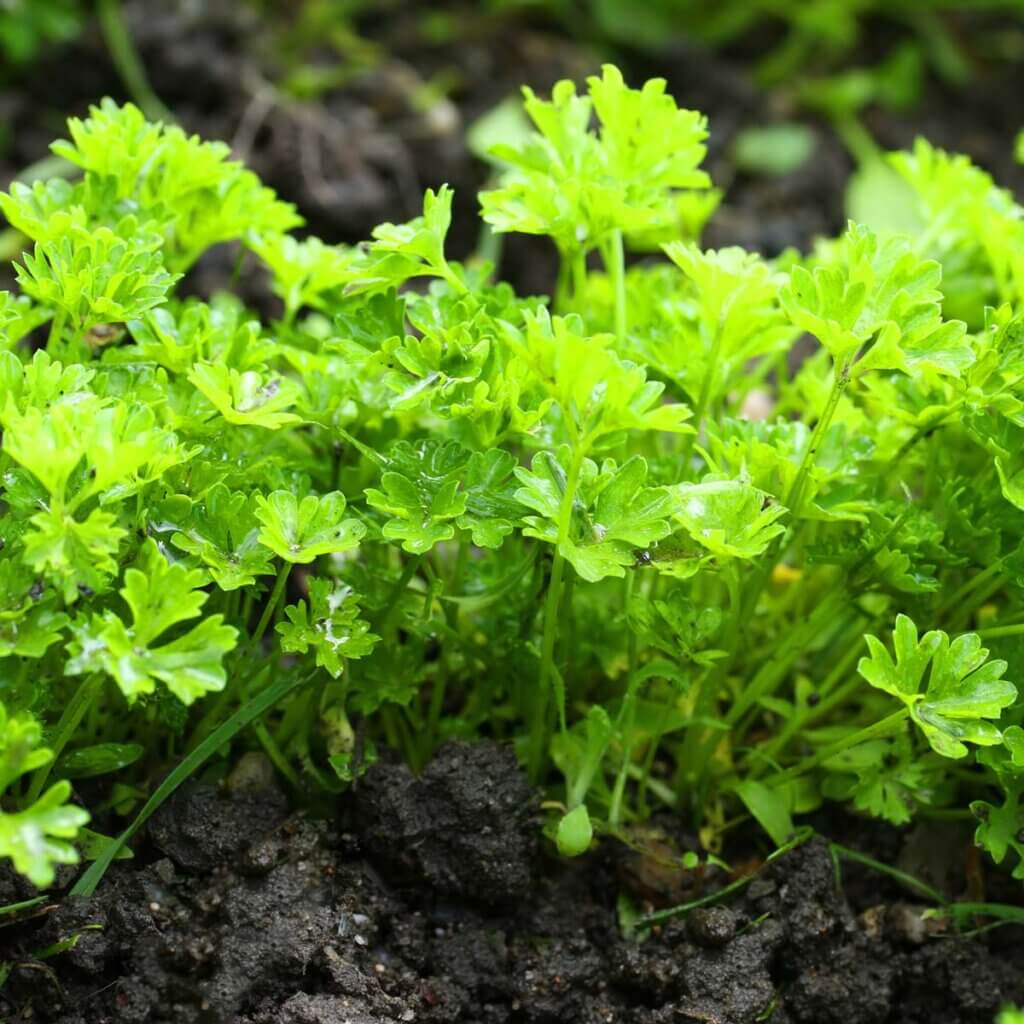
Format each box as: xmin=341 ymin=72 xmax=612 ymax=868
xmin=764 ymin=708 xmax=909 ymax=787
xmin=378 ymin=554 xmax=424 ymax=635
xmin=938 ymin=558 xmax=1006 ymax=619
xmin=249 ymin=564 xmax=292 ymax=657
xmin=745 ymin=627 xmax=866 ymax=775
xmin=977 ymin=622 xmax=1024 ymax=639
xmin=606 ymin=228 xmax=627 ymax=342
xmin=530 ymin=448 xmax=584 ymax=784
xmin=46 ymin=310 xmax=66 ymax=351
xmin=572 ymin=248 xmax=588 ymax=311
xmin=784 ymin=355 xmax=852 ymax=518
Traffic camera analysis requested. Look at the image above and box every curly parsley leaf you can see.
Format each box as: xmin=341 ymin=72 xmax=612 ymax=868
xmin=516 ymin=448 xmax=675 ymax=582
xmin=672 ymin=480 xmax=788 ymax=560
xmin=163 ymin=485 xmax=275 ymax=591
xmin=277 ymin=580 xmax=379 ymax=677
xmin=365 ymin=440 xmax=523 ymax=554
xmin=188 ymin=362 xmax=302 ymax=430
xmin=65 ymin=540 xmax=238 ymax=705
xmin=255 ymin=491 xmax=366 ymax=563
xmin=859 ymin=614 xmax=1016 ymax=758
xmin=0 ymin=706 xmax=89 ymax=888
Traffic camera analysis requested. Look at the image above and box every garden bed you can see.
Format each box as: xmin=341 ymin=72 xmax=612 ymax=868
xmin=3 ymin=4 xmax=1024 ymax=1023
xmin=4 ymin=743 xmax=1024 ymax=1024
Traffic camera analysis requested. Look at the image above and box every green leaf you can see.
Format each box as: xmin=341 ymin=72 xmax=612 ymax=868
xmin=507 ymin=309 xmax=692 ymax=446
xmin=822 ymin=731 xmax=939 ymax=825
xmin=780 ymin=222 xmax=970 ymax=379
xmin=255 ymin=491 xmax=366 ymax=563
xmin=556 ymin=804 xmax=593 ymax=857
xmin=481 ymin=65 xmax=709 ymax=253
xmin=15 ymin=221 xmax=179 ymax=333
xmin=662 ymin=243 xmax=794 ymax=408
xmin=0 ymin=559 xmax=69 ymax=657
xmin=365 ymin=440 xmax=523 ymax=555
xmin=0 ymin=781 xmax=89 ymax=888
xmin=344 ymin=186 xmax=463 ymax=296
xmin=859 ymin=614 xmax=1016 ymax=758
xmin=57 ymin=743 xmax=145 ymax=779
xmin=672 ymin=479 xmax=787 ymax=560
xmin=736 ymin=779 xmax=794 ymax=846
xmin=0 ymin=704 xmax=88 ymax=888
xmin=21 ymin=506 xmax=126 ymax=604
xmin=51 ymin=99 xmax=300 ymax=271
xmin=65 ymin=540 xmax=238 ymax=705
xmin=163 ymin=485 xmax=275 ymax=591
xmin=188 ymin=362 xmax=302 ymax=430
xmin=972 ymin=747 xmax=1024 ymax=881
xmin=732 ymin=122 xmax=814 ymax=177
xmin=516 ymin=449 xmax=675 ymax=582
xmin=277 ymin=580 xmax=379 ymax=677
xmin=248 ymin=232 xmax=353 ymax=320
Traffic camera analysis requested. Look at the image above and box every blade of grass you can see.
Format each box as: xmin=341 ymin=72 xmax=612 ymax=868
xmin=70 ymin=668 xmax=313 ymax=899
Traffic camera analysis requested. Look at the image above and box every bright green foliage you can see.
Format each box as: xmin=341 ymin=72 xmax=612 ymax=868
xmin=344 ymin=186 xmax=465 ymax=296
xmin=481 ymin=64 xmax=709 ymax=258
xmin=247 ymin=233 xmax=354 ymax=321
xmin=51 ymin=100 xmax=301 ymax=270
xmin=5 ymin=78 xmax=1024 ymax=894
xmin=189 ymin=362 xmax=303 ymax=430
xmin=673 ymin=480 xmax=787 ymax=561
xmin=66 ymin=541 xmax=238 ymax=705
xmin=859 ymin=615 xmax=1016 ymax=759
xmin=505 ymin=310 xmax=692 ymax=446
xmin=366 ymin=440 xmax=522 ymax=554
xmin=781 ymin=222 xmax=970 ymax=378
xmin=163 ymin=485 xmax=275 ymax=591
xmin=822 ymin=731 xmax=940 ymax=825
xmin=663 ymin=242 xmax=794 ymax=409
xmin=15 ymin=222 xmax=179 ymax=334
xmin=972 ymin=746 xmax=1024 ymax=881
xmin=256 ymin=491 xmax=366 ymax=563
xmin=278 ymin=580 xmax=379 ymax=678
xmin=0 ymin=706 xmax=89 ymax=888
xmin=516 ymin=450 xmax=675 ymax=581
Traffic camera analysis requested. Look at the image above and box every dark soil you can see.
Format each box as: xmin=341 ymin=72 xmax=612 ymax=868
xmin=3 ymin=742 xmax=1024 ymax=1024
xmin=3 ymin=2 xmax=1024 ymax=298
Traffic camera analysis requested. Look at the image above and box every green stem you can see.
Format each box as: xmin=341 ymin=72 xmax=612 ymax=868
xmin=572 ymin=248 xmax=588 ymax=312
xmin=46 ymin=310 xmax=67 ymax=352
xmin=608 ymin=575 xmax=640 ymax=828
xmin=606 ymin=228 xmax=627 ymax=342
xmin=378 ymin=554 xmax=424 ymax=635
xmin=747 ymin=634 xmax=865 ymax=777
xmin=977 ymin=622 xmax=1024 ymax=640
xmin=530 ymin=449 xmax=584 ymax=784
xmin=25 ymin=675 xmax=102 ymax=804
xmin=676 ymin=564 xmax=741 ymax=794
xmin=765 ymin=708 xmax=908 ymax=788
xmin=248 ymin=564 xmax=292 ymax=658
xmin=938 ymin=559 xmax=1007 ymax=619
xmin=96 ymin=0 xmax=171 ymax=122
xmin=785 ymin=356 xmax=852 ymax=517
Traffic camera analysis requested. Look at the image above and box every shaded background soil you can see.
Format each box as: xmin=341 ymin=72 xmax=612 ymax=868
xmin=3 ymin=0 xmax=1024 ymax=291
xmin=4 ymin=4 xmax=1024 ymax=1020
xmin=3 ymin=744 xmax=1024 ymax=1024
